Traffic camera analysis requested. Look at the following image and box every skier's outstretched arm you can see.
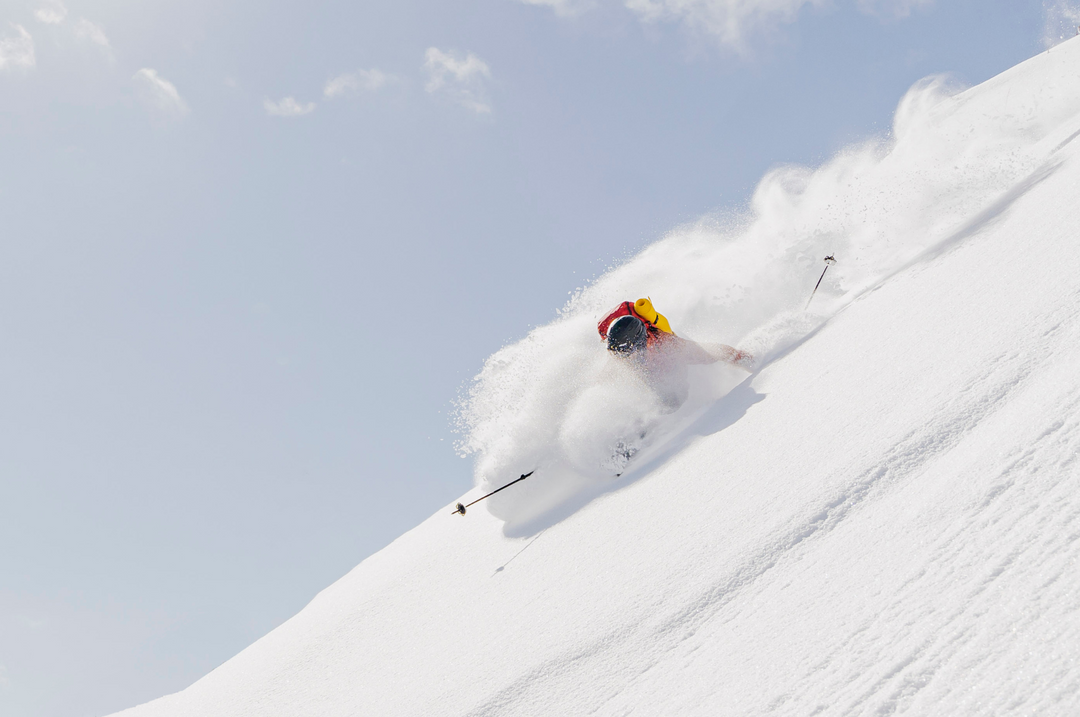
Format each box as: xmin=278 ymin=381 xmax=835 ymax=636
xmin=679 ymin=337 xmax=754 ymax=370
xmin=707 ymin=342 xmax=755 ymax=371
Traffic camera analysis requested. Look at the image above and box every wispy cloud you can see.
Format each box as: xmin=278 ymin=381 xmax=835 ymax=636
xmin=423 ymin=47 xmax=492 ymax=114
xmin=324 ymin=68 xmax=392 ymax=99
xmin=34 ymin=1 xmax=67 ymax=24
xmin=133 ymin=68 xmax=190 ymax=121
xmin=74 ymin=18 xmax=113 ymax=60
xmin=264 ymin=96 xmax=316 ymax=117
xmin=517 ymin=0 xmax=595 ymax=17
xmin=521 ymin=0 xmax=929 ymax=49
xmin=1043 ymin=0 xmax=1080 ymax=47
xmin=625 ymin=0 xmax=825 ymax=49
xmin=0 ymin=24 xmax=35 ymax=71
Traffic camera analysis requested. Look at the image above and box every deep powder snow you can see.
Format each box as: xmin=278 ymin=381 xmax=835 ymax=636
xmin=456 ymin=64 xmax=1076 ymax=530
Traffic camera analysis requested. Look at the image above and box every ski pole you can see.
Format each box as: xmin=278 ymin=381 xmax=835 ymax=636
xmin=805 ymin=255 xmax=837 ymax=309
xmin=452 ymin=471 xmax=534 ymax=516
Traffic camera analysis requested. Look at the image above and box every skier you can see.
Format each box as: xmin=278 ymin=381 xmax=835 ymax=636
xmin=598 ymin=298 xmax=753 ymax=408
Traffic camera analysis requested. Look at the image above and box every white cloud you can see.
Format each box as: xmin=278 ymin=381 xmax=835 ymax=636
xmin=423 ymin=47 xmax=492 ymax=114
xmin=1043 ymin=0 xmax=1080 ymax=48
xmin=264 ymin=96 xmax=316 ymax=117
xmin=74 ymin=18 xmax=113 ymax=57
xmin=517 ymin=0 xmax=596 ymax=17
xmin=516 ymin=0 xmax=934 ymax=49
xmin=35 ymin=1 xmax=67 ymax=24
xmin=522 ymin=0 xmax=930 ymax=49
xmin=624 ymin=0 xmax=825 ymax=49
xmin=0 ymin=24 xmax=35 ymax=71
xmin=324 ymin=68 xmax=391 ymax=99
xmin=133 ymin=68 xmax=190 ymax=120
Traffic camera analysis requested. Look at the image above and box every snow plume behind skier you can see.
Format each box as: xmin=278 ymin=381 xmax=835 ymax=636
xmin=456 ymin=74 xmax=1078 ymax=530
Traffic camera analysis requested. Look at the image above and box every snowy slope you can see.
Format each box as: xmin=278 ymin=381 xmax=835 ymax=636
xmin=116 ymin=40 xmax=1080 ymax=716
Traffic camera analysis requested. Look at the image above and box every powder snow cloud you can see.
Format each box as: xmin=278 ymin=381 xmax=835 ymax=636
xmin=133 ymin=68 xmax=189 ymax=121
xmin=1043 ymin=0 xmax=1080 ymax=47
xmin=0 ymin=24 xmax=35 ymax=71
xmin=264 ymin=96 xmax=316 ymax=117
xmin=423 ymin=47 xmax=492 ymax=114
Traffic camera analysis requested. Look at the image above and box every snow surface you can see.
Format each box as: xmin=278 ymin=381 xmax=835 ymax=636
xmin=116 ymin=39 xmax=1080 ymax=716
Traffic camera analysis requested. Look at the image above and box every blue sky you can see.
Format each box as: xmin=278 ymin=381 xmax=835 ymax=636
xmin=0 ymin=0 xmax=1075 ymax=714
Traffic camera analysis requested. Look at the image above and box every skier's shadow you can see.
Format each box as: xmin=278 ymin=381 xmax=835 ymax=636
xmin=502 ymin=377 xmax=766 ymax=538
xmin=684 ymin=379 xmax=767 ymax=438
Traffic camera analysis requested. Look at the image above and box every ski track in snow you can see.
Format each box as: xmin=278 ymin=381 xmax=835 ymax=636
xmin=115 ymin=37 xmax=1080 ymax=717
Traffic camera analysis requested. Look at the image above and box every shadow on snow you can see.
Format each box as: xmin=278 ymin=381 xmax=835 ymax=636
xmin=502 ymin=377 xmax=767 ymax=539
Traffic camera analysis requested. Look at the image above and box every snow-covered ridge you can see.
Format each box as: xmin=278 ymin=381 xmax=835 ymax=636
xmin=117 ymin=38 xmax=1080 ymax=716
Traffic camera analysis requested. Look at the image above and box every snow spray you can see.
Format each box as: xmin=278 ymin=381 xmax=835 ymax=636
xmin=457 ymin=72 xmax=1074 ymax=528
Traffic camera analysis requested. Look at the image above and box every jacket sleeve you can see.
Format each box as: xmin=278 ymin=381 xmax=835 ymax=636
xmin=667 ymin=336 xmax=717 ymax=364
